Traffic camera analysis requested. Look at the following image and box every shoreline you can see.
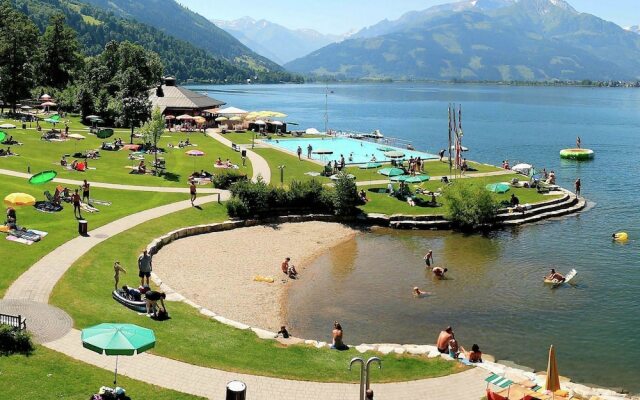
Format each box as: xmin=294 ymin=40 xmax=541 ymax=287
xmin=152 ymin=221 xmax=358 ymax=332
xmin=147 ymin=218 xmax=635 ymax=398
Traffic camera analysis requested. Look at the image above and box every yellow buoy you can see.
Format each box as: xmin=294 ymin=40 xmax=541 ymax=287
xmin=613 ymin=232 xmax=628 ymax=241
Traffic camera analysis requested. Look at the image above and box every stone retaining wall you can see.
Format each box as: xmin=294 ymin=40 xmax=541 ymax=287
xmin=146 ymin=216 xmax=634 ymax=399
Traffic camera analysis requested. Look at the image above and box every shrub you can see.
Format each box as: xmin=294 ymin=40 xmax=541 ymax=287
xmin=225 ymin=197 xmax=250 ymax=219
xmin=226 ymin=178 xmax=335 ymax=217
xmin=0 ymin=325 xmax=34 ymax=356
xmin=333 ymin=173 xmax=360 ymax=216
xmin=441 ymin=181 xmax=499 ymax=229
xmin=212 ymin=171 xmax=248 ymax=189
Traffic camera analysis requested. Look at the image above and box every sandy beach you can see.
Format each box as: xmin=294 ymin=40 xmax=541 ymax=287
xmin=153 ymin=222 xmax=358 ymax=332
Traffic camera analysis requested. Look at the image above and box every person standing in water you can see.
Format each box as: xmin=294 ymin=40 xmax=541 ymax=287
xmin=423 ymin=250 xmax=434 ymax=267
xmin=576 ymin=136 xmax=581 ymax=149
xmin=574 ymin=178 xmax=581 ymax=197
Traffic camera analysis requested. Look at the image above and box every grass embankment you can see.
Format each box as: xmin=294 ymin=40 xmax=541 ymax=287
xmin=51 ymin=203 xmax=462 ymax=383
xmin=360 ymin=174 xmax=563 ymax=216
xmin=0 ymin=116 xmax=251 ymax=187
xmin=0 ymin=347 xmax=202 ymax=399
xmin=0 ymin=174 xmax=186 ymax=296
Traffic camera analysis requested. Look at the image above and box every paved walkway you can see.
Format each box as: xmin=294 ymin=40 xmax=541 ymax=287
xmin=206 ymin=130 xmax=271 ymax=183
xmin=0 ymin=168 xmax=223 ymax=194
xmin=0 ymin=299 xmax=72 ymax=344
xmin=3 ymin=187 xmax=487 ymax=399
xmin=46 ymin=329 xmax=487 ymax=400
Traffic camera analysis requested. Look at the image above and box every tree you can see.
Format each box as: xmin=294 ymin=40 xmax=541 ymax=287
xmin=38 ymin=14 xmax=82 ymax=88
xmin=333 ymin=173 xmax=360 ymax=216
xmin=0 ymin=1 xmax=39 ymax=112
xmin=140 ymin=107 xmax=165 ymax=175
xmin=441 ymin=181 xmax=499 ymax=230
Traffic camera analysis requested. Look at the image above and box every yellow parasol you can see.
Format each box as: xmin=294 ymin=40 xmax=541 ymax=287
xmin=544 ymin=345 xmax=561 ymax=393
xmin=257 ymin=110 xmax=287 ymax=118
xmin=193 ymin=116 xmax=206 ymax=123
xmin=4 ymin=193 xmax=36 ymax=207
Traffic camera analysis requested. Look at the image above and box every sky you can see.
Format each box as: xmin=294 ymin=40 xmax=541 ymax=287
xmin=178 ymin=0 xmax=639 ymax=34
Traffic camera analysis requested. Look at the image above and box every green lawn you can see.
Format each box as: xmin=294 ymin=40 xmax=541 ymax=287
xmin=359 ymin=174 xmax=563 ymax=216
xmin=51 ymin=203 xmax=463 ymax=383
xmin=0 ymin=116 xmax=251 ymax=187
xmin=0 ymin=174 xmax=186 ymax=296
xmin=0 ymin=347 xmax=203 ymax=399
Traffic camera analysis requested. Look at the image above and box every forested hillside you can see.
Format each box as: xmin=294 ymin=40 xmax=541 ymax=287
xmin=14 ymin=0 xmax=300 ymax=83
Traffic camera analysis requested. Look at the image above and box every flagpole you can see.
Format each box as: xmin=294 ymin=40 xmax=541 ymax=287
xmin=448 ymin=104 xmax=452 ymax=176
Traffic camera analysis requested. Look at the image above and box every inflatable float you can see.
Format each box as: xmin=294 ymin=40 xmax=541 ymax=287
xmin=112 ymin=290 xmax=146 ymax=312
xmin=613 ymin=232 xmax=628 ymax=241
xmin=560 ymin=148 xmax=594 ymax=160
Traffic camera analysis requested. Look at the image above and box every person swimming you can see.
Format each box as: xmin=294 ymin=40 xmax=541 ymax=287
xmin=413 ymin=287 xmax=431 ymax=297
xmin=432 ymin=266 xmax=448 ymax=279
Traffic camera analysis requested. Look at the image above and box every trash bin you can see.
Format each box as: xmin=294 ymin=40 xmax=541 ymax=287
xmin=225 ymin=381 xmax=246 ymax=400
xmin=241 ymin=149 xmax=247 ymax=158
xmin=78 ymin=220 xmax=88 ymax=236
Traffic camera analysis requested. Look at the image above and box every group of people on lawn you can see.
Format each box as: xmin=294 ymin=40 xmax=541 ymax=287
xmin=113 ymin=249 xmax=167 ymax=318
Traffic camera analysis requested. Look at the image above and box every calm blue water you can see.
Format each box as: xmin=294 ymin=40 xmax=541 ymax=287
xmin=191 ymin=83 xmax=640 ymax=392
xmin=265 ymin=137 xmax=437 ymax=164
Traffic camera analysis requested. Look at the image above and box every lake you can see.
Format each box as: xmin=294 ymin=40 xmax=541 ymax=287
xmin=190 ymin=83 xmax=640 ymax=392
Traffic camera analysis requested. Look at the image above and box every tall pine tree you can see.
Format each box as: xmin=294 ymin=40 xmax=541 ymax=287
xmin=38 ymin=13 xmax=82 ymax=88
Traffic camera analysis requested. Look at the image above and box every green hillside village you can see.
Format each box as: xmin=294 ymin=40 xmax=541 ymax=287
xmin=0 ymin=0 xmax=638 ymax=399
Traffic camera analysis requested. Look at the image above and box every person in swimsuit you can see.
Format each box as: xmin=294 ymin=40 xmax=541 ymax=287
xmin=72 ymin=189 xmax=82 ymax=218
xmin=144 ymin=290 xmax=166 ymax=317
xmin=448 ymin=338 xmax=461 ymax=359
xmin=413 ymin=287 xmax=430 ymax=297
xmin=190 ymin=181 xmax=197 ymax=206
xmin=423 ymin=250 xmax=433 ymax=267
xmin=574 ymin=178 xmax=581 ymax=197
xmin=545 ymin=268 xmax=565 ymax=282
xmin=138 ymin=250 xmax=153 ymax=286
xmin=436 ymin=326 xmax=454 ymax=353
xmin=576 ymin=136 xmax=581 ymax=149
xmin=275 ymin=326 xmax=290 ymax=338
xmin=113 ymin=261 xmax=127 ymax=291
xmin=331 ymin=321 xmax=348 ymax=350
xmin=82 ymin=180 xmax=90 ymax=203
xmin=432 ymin=266 xmax=448 ymax=279
xmin=466 ymin=344 xmax=483 ymax=363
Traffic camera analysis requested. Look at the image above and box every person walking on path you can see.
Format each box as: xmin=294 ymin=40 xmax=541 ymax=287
xmin=423 ymin=250 xmax=434 ymax=267
xmin=72 ymin=189 xmax=82 ymax=219
xmin=189 ymin=180 xmax=197 ymax=206
xmin=138 ymin=250 xmax=153 ymax=286
xmin=575 ymin=178 xmax=581 ymax=197
xmin=113 ymin=261 xmax=126 ymax=291
xmin=81 ymin=180 xmax=90 ymax=203
xmin=297 ymin=145 xmax=302 ymax=160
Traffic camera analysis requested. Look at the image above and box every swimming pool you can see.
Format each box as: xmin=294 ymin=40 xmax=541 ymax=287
xmin=263 ymin=137 xmax=438 ymax=164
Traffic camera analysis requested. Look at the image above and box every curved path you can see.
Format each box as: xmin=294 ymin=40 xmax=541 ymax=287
xmin=3 ymin=194 xmax=487 ymax=399
xmin=0 ymin=168 xmax=222 ymax=194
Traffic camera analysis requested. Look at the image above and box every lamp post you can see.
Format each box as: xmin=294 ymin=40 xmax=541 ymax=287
xmin=278 ymin=165 xmax=286 ymax=186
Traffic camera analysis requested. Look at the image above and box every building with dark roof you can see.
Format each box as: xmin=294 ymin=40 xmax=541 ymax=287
xmin=149 ymin=77 xmax=225 ymax=116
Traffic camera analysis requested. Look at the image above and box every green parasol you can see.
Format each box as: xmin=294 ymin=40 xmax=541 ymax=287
xmin=0 ymin=131 xmax=6 ymax=142
xmin=29 ymin=170 xmax=57 ymax=185
xmin=81 ymin=323 xmax=156 ymax=385
xmin=405 ymin=175 xmax=430 ymax=183
xmin=486 ymin=183 xmax=510 ymax=193
xmin=359 ymin=162 xmax=382 ymax=169
xmin=390 ymin=175 xmax=411 ymax=182
xmin=378 ymin=167 xmax=405 ymax=177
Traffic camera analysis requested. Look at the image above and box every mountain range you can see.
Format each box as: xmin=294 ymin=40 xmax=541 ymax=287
xmin=14 ymin=0 xmax=299 ymax=83
xmin=285 ymin=0 xmax=640 ymax=81
xmin=627 ymin=25 xmax=640 ymax=35
xmin=214 ymin=17 xmax=348 ymax=65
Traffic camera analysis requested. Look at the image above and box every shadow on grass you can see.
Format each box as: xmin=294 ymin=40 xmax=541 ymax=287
xmin=162 ymin=172 xmax=180 ymax=182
